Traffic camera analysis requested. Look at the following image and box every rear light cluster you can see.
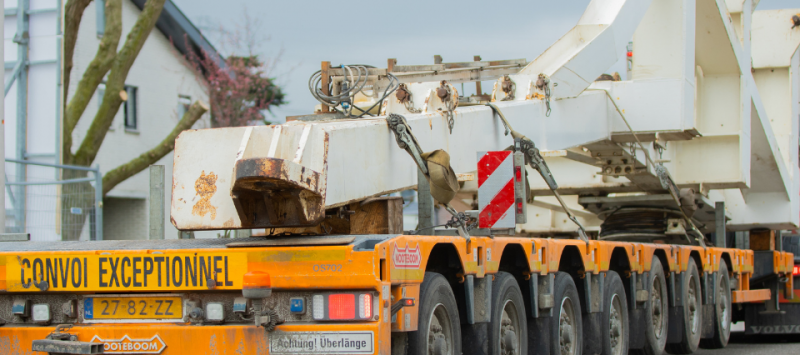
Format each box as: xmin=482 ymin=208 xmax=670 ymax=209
xmin=793 ymin=265 xmax=800 ymax=276
xmin=312 ymin=292 xmax=376 ymax=321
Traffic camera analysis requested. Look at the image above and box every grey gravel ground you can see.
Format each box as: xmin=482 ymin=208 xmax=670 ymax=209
xmin=688 ymin=332 xmax=800 ymax=355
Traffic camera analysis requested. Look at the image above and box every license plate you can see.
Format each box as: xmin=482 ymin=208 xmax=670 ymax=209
xmin=84 ymin=296 xmax=182 ymax=320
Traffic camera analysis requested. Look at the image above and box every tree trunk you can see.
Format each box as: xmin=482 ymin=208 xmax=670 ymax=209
xmin=64 ymin=0 xmax=122 ymax=163
xmin=63 ymin=0 xmax=92 ymax=106
xmin=70 ymin=0 xmax=167 ymax=167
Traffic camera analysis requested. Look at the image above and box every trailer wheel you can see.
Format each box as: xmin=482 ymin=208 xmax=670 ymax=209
xmin=700 ymin=259 xmax=731 ymax=349
xmin=551 ymin=272 xmax=583 ymax=355
xmin=666 ymin=258 xmax=703 ymax=354
xmin=408 ymin=272 xmax=462 ymax=355
xmin=488 ymin=272 xmax=527 ymax=355
xmin=632 ymin=258 xmax=669 ymax=355
xmin=601 ymin=271 xmax=629 ymax=355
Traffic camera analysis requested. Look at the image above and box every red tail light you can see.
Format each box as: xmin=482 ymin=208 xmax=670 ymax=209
xmin=312 ymin=292 xmax=376 ymax=321
xmin=793 ymin=265 xmax=800 ymax=276
xmin=328 ymin=294 xmax=355 ymax=320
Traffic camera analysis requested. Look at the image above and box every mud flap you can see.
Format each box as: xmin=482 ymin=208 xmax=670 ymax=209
xmin=745 ymin=302 xmax=800 ymax=334
xmin=629 ymin=271 xmax=648 ymax=349
xmin=701 ymin=271 xmax=717 ymax=338
xmin=581 ymin=272 xmax=604 ymax=355
xmin=460 ymin=275 xmax=493 ymax=355
xmin=667 ymin=271 xmax=685 ymax=344
xmin=527 ymin=316 xmax=551 ymax=354
xmin=527 ymin=273 xmax=554 ymax=355
xmin=465 ymin=274 xmax=492 ymax=324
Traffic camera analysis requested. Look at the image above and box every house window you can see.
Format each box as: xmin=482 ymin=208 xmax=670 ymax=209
xmin=96 ymin=0 xmax=105 ymax=37
xmin=177 ymin=95 xmax=192 ymax=119
xmin=124 ymin=85 xmax=138 ymax=131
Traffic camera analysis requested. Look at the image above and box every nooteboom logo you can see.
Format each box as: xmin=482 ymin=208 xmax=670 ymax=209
xmin=393 ymin=243 xmax=421 ymax=269
xmin=89 ymin=334 xmax=166 ymax=354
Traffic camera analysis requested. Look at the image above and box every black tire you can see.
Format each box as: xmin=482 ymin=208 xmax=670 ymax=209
xmin=700 ymin=259 xmax=732 ymax=349
xmin=665 ymin=258 xmax=703 ymax=354
xmin=601 ymin=271 xmax=629 ymax=355
xmin=392 ymin=333 xmax=408 ymax=355
xmin=632 ymin=258 xmax=669 ymax=355
xmin=551 ymin=272 xmax=583 ymax=355
xmin=408 ymin=272 xmax=462 ymax=355
xmin=488 ymin=272 xmax=527 ymax=355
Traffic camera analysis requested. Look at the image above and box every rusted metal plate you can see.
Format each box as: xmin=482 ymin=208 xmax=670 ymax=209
xmin=171 ymin=124 xmax=329 ymax=230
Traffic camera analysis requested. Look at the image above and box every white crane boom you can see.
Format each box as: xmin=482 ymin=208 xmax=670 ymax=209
xmin=170 ymin=0 xmax=800 ymax=234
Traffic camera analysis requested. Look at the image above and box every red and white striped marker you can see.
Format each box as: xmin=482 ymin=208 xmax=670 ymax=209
xmin=477 ymin=151 xmax=515 ymax=229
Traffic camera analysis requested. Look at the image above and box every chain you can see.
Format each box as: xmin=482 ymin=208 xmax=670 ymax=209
xmin=445 ymin=212 xmax=476 ymax=231
xmin=436 ymin=81 xmax=458 ymax=133
xmin=536 ymin=74 xmax=552 ymax=117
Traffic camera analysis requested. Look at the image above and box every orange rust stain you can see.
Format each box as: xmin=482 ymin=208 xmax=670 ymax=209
xmin=223 ymin=218 xmax=235 ymax=228
xmin=192 ymin=170 xmax=218 ymax=220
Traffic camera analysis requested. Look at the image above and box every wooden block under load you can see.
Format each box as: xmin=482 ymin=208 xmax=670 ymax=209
xmin=350 ymin=197 xmax=404 ymax=234
xmin=749 ymin=229 xmax=775 ymax=251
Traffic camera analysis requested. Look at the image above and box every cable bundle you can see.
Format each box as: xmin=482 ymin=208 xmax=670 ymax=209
xmin=308 ymin=64 xmax=399 ymax=118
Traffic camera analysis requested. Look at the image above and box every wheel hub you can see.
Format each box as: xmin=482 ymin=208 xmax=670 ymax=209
xmin=718 ymin=275 xmax=730 ymax=332
xmin=500 ymin=300 xmax=520 ymax=355
xmin=502 ymin=329 xmax=517 ymax=355
xmin=427 ymin=305 xmax=451 ymax=355
xmin=688 ymin=276 xmax=699 ymax=334
xmin=609 ymin=294 xmax=625 ymax=355
xmin=432 ymin=336 xmax=446 ymax=355
xmin=651 ymin=274 xmax=665 ymax=338
xmin=559 ymin=298 xmax=575 ymax=355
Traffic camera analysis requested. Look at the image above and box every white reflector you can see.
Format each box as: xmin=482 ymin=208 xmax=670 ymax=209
xmin=32 ymin=304 xmax=50 ymax=323
xmin=312 ymin=295 xmax=324 ymax=320
xmin=205 ymin=302 xmax=224 ymax=322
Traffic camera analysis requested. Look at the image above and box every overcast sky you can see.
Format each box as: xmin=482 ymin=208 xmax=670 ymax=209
xmin=172 ymin=0 xmax=799 ymax=122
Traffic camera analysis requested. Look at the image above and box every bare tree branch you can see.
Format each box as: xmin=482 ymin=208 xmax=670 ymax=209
xmin=63 ymin=0 xmax=122 ymax=163
xmin=63 ymin=0 xmax=92 ymax=105
xmin=72 ymin=0 xmax=167 ymax=166
xmin=102 ymin=100 xmax=208 ymax=194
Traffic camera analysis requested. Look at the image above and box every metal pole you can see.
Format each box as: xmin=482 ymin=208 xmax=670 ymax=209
xmin=13 ymin=0 xmax=29 ymax=233
xmin=94 ymin=165 xmax=103 ymax=240
xmin=714 ymin=201 xmax=725 ymax=248
xmin=149 ymin=165 xmax=164 ymax=239
xmin=417 ymin=169 xmax=435 ymax=231
xmin=55 ymin=0 xmax=63 ymax=167
xmin=0 ymin=8 xmax=5 ymax=232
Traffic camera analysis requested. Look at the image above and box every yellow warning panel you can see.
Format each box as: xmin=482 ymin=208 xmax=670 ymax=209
xmin=4 ymin=252 xmax=246 ymax=292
